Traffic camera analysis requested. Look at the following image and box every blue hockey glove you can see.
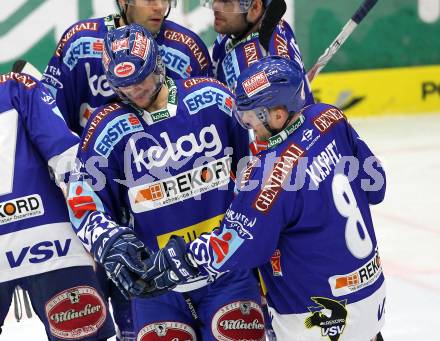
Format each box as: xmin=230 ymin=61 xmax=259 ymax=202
xmin=100 ymin=233 xmax=157 ymax=299
xmin=141 ymin=236 xmax=200 ymax=292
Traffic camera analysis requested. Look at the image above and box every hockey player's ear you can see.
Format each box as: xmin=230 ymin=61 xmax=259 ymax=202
xmin=247 ymin=0 xmax=265 ymax=24
xmin=268 ymin=106 xmax=289 ymax=130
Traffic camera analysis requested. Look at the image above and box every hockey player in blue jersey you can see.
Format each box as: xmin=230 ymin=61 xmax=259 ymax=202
xmin=202 ymin=0 xmax=314 ymax=156
xmin=0 ymin=73 xmax=115 ymax=340
xmin=201 ymin=0 xmax=312 ymax=97
xmin=42 ymin=0 xmax=212 ymax=136
xmin=42 ymin=2 xmax=213 ymax=338
xmin=143 ymin=56 xmax=387 ymax=340
xmin=67 ymin=24 xmax=265 ymax=340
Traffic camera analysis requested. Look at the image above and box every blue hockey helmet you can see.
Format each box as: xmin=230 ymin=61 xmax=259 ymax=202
xmin=201 ymin=0 xmax=271 ymax=13
xmin=235 ymin=55 xmax=306 ymax=113
xmin=103 ymin=23 xmax=165 ymax=99
xmin=234 ymin=56 xmax=306 ymax=131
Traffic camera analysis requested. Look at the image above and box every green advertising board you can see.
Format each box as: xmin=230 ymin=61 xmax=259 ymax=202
xmin=295 ymin=0 xmax=440 ymax=71
xmin=0 ymin=0 xmax=102 ymax=74
xmin=0 ymin=0 xmax=439 ymax=74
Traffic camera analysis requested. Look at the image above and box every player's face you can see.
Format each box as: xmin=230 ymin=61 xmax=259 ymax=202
xmin=212 ymin=1 xmax=250 ymax=35
xmin=119 ymin=72 xmax=162 ymax=109
xmin=236 ymin=107 xmax=272 ymax=140
xmin=122 ymin=0 xmax=170 ymax=34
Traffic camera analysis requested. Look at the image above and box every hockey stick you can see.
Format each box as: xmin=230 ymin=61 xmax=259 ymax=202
xmin=258 ymin=0 xmax=287 ymax=51
xmin=307 ymin=0 xmax=378 ymax=82
xmin=11 ymin=59 xmax=43 ymax=79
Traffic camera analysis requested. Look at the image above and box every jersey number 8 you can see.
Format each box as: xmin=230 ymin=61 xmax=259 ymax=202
xmin=332 ymin=173 xmax=373 ymax=259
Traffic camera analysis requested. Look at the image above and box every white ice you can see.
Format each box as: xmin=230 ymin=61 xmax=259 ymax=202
xmin=1 ymin=114 xmax=439 ymax=340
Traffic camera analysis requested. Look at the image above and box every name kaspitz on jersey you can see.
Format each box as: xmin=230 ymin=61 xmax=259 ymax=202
xmin=0 ymin=194 xmax=44 ymax=225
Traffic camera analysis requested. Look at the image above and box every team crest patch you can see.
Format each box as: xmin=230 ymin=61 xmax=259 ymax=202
xmin=45 ymin=286 xmax=106 ymax=340
xmin=137 ymin=321 xmax=196 ymax=341
xmin=211 ymin=301 xmax=265 ymax=341
xmin=304 ymin=297 xmax=348 ymax=341
xmin=114 ymin=62 xmax=135 ymax=78
xmin=242 ymin=71 xmax=270 ymax=97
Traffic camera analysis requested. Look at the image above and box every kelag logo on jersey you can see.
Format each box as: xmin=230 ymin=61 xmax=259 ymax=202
xmin=129 ymin=156 xmax=231 ymax=213
xmin=63 ymin=37 xmax=103 ymax=70
xmin=131 ymin=124 xmax=223 ymax=171
xmin=85 ymin=61 xmax=113 ymax=98
xmin=183 ymin=87 xmax=233 ymax=116
xmin=0 ymin=194 xmax=44 ymax=225
xmin=159 ymin=45 xmax=192 ymax=79
xmin=94 ymin=113 xmax=143 ymax=157
xmin=304 ymin=297 xmax=348 ymax=341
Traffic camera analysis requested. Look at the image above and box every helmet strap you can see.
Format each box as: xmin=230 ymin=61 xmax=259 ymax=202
xmin=164 ymin=5 xmax=171 ymax=19
xmin=231 ymin=15 xmax=255 ymax=42
xmin=117 ymin=1 xmax=130 ymax=25
xmin=232 ymin=0 xmax=265 ymax=41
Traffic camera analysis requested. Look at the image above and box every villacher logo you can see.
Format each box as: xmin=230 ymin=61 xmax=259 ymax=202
xmin=45 ymin=286 xmax=106 ymax=339
xmin=212 ymin=301 xmax=265 ymax=341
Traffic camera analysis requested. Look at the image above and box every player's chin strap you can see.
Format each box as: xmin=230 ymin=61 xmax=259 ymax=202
xmin=276 ymin=111 xmax=298 ymax=134
xmin=266 ymin=112 xmax=305 ymax=149
xmin=257 ymin=106 xmax=296 ymax=136
xmin=116 ymin=0 xmax=129 ymax=27
xmin=231 ymin=6 xmax=265 ymax=43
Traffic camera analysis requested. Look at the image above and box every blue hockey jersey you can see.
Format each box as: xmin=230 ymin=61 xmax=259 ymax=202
xmin=42 ymin=15 xmax=213 ymax=135
xmin=0 ymin=73 xmax=94 ymax=283
xmin=188 ymin=104 xmax=387 ymax=339
xmin=67 ymin=77 xmax=249 ymax=289
xmin=212 ymin=20 xmax=314 ymax=105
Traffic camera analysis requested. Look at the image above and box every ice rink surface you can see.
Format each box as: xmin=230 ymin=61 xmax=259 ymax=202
xmin=1 ymin=114 xmax=439 ymax=340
